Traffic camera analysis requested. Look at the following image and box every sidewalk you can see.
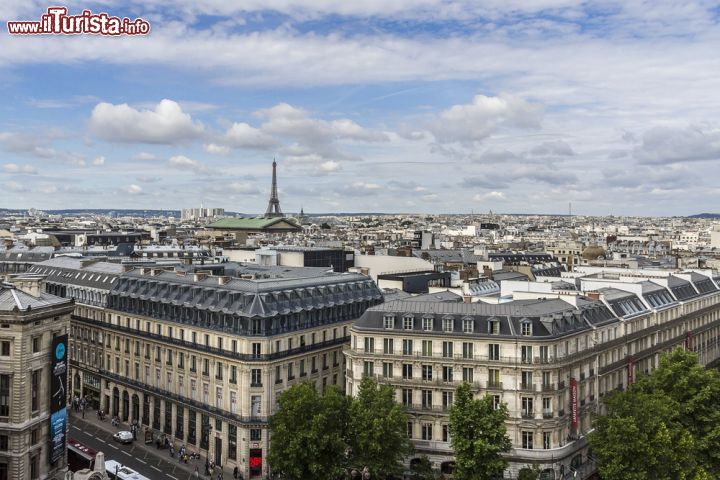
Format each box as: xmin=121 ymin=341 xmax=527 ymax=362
xmin=69 ymin=407 xmax=233 ymax=480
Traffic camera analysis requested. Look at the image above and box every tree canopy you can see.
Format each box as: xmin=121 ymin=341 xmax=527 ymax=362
xmin=448 ymin=382 xmax=512 ymax=480
xmin=348 ymin=376 xmax=414 ymax=479
xmin=269 ymin=378 xmax=412 ymax=480
xmin=589 ymin=348 xmax=720 ymax=480
xmin=268 ymin=382 xmax=350 ymax=480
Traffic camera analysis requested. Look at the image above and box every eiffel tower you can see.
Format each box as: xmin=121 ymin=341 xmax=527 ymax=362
xmin=264 ymin=159 xmax=283 ymax=218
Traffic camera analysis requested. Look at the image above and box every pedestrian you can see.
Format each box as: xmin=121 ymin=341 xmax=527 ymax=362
xmin=81 ymin=403 xmax=85 ymax=419
xmin=233 ymin=466 xmax=238 ymax=479
xmin=195 ymin=467 xmax=200 ymax=479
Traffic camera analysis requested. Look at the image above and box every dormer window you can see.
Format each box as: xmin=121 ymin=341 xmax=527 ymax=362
xmin=422 ymin=317 xmax=434 ymax=331
xmin=488 ymin=320 xmax=500 ymax=335
xmin=521 ymin=321 xmax=532 ymax=336
xmin=463 ymin=317 xmax=474 ymax=333
xmin=383 ymin=315 xmax=395 ymax=329
xmin=442 ymin=317 xmax=454 ymax=332
xmin=403 ymin=315 xmax=414 ymax=330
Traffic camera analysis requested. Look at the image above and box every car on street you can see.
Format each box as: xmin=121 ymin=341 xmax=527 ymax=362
xmin=113 ymin=431 xmax=133 ymax=444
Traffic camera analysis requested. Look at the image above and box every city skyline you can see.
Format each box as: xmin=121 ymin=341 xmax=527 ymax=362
xmin=2 ymin=1 xmax=720 ymax=215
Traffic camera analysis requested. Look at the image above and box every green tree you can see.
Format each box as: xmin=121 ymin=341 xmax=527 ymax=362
xmin=637 ymin=348 xmax=720 ymax=475
xmin=517 ymin=465 xmax=541 ymax=480
xmin=589 ymin=388 xmax=697 ymax=480
xmin=268 ymin=382 xmax=350 ymax=480
xmin=589 ymin=348 xmax=720 ymax=480
xmin=347 ymin=377 xmax=413 ymax=479
xmin=408 ymin=455 xmax=439 ymax=480
xmin=448 ymin=382 xmax=511 ymax=480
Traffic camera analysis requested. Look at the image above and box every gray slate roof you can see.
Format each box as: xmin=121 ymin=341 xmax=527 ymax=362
xmin=0 ymin=284 xmax=71 ymax=312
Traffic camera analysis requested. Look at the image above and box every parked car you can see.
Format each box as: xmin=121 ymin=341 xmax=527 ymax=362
xmin=113 ymin=431 xmax=134 ymax=444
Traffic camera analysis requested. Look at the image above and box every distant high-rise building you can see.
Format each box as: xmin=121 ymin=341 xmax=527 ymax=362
xmin=264 ymin=159 xmax=283 ymax=218
xmin=181 ymin=207 xmax=225 ymax=221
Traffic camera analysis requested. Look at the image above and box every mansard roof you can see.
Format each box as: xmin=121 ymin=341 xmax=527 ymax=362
xmin=355 ymin=297 xmax=616 ymax=339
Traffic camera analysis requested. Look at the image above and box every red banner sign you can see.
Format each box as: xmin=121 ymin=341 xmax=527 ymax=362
xmin=627 ymin=354 xmax=634 ymax=386
xmin=570 ymin=377 xmax=578 ymax=431
xmin=685 ymin=330 xmax=693 ymax=350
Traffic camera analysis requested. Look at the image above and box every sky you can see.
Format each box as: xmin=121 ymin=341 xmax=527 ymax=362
xmin=1 ymin=1 xmax=719 ymax=216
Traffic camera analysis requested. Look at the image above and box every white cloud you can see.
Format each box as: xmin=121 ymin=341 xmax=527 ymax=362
xmin=204 ymin=143 xmax=231 ymax=155
xmin=222 ymin=122 xmax=276 ymax=149
xmin=529 ymin=140 xmax=575 ymax=157
xmin=344 ymin=181 xmax=382 ymax=196
xmin=429 ymin=94 xmax=542 ymax=144
xmin=168 ymin=155 xmax=208 ymax=173
xmin=318 ymin=160 xmax=340 ymax=172
xmin=227 ymin=182 xmax=261 ymax=195
xmin=3 ymin=163 xmax=37 ymax=174
xmin=126 ymin=184 xmax=143 ymax=194
xmin=0 ymin=131 xmax=57 ymax=158
xmin=92 ymin=156 xmax=105 ymax=166
xmin=3 ymin=181 xmax=26 ymax=192
xmin=634 ymin=124 xmax=720 ymax=164
xmin=474 ymin=191 xmax=507 ymax=201
xmin=89 ymin=99 xmax=204 ymax=144
xmin=256 ymin=103 xmax=387 ymax=162
xmin=135 ymin=152 xmax=159 ymax=161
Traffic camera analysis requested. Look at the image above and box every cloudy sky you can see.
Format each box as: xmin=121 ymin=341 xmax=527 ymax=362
xmin=1 ymin=1 xmax=719 ymax=215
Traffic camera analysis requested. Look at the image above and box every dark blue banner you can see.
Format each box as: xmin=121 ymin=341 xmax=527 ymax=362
xmin=49 ymin=334 xmax=68 ymax=464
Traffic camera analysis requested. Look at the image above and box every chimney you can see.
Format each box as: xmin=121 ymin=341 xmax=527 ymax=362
xmin=217 ymin=276 xmax=231 ymax=285
xmin=463 ymin=295 xmax=472 ymax=304
xmin=194 ymin=270 xmax=211 ymax=282
xmin=8 ymin=274 xmax=45 ymax=298
xmin=483 ymin=265 xmax=493 ymax=279
xmin=122 ymin=265 xmax=135 ymax=273
xmin=587 ymin=291 xmax=601 ymax=301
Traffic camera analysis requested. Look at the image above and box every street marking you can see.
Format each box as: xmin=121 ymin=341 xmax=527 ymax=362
xmin=108 ymin=444 xmax=119 ymax=450
xmin=71 ymin=426 xmax=80 ymax=431
xmin=167 ymin=475 xmax=179 ymax=480
xmin=137 ymin=459 xmax=147 ymax=464
xmin=151 ymin=466 xmax=162 ymax=472
xmin=122 ymin=451 xmax=132 ymax=457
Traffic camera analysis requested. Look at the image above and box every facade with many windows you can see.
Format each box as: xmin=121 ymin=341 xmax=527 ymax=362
xmin=0 ymin=275 xmax=73 ymax=480
xmin=346 ymin=269 xmax=720 ymax=479
xmin=27 ymin=257 xmax=382 ymax=479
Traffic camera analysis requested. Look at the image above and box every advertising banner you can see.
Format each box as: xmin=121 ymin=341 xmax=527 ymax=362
xmin=627 ymin=354 xmax=634 ymax=386
xmin=570 ymin=377 xmax=578 ymax=432
xmin=49 ymin=334 xmax=68 ymax=464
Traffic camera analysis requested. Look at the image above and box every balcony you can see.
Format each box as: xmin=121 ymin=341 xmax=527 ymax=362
xmin=250 ymin=382 xmax=263 ymax=388
xmin=520 ymin=383 xmax=536 ymax=392
xmin=487 ymin=381 xmax=503 ymax=390
xmin=541 ymin=383 xmax=555 ymax=392
xmin=521 ymin=411 xmax=534 ymax=419
xmin=558 ymin=409 xmax=565 ymax=417
xmin=543 ymin=411 xmax=553 ymax=419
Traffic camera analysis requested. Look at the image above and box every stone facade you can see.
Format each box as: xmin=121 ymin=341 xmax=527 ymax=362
xmin=0 ymin=276 xmax=73 ymax=480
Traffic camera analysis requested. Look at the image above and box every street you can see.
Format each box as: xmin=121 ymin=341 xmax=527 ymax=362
xmin=70 ymin=416 xmax=206 ymax=480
